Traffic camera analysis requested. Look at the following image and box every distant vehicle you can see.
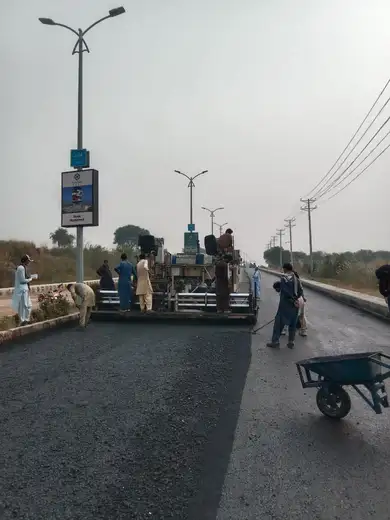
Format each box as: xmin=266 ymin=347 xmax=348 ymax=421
xmin=72 ymin=188 xmax=83 ymax=203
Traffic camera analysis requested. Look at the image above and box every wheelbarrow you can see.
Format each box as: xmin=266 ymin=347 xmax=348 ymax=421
xmin=296 ymin=352 xmax=390 ymax=419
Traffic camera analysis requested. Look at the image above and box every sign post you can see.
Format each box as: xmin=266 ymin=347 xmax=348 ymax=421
xmin=70 ymin=149 xmax=90 ymax=169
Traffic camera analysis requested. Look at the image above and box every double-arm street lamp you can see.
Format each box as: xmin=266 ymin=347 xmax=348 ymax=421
xmin=201 ymin=206 xmax=224 ymax=235
xmin=39 ymin=7 xmax=126 ymax=283
xmin=175 ymin=170 xmax=208 ymax=229
xmin=214 ymin=221 xmax=228 ymax=236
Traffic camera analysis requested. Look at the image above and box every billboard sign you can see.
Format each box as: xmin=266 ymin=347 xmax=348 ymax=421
xmin=184 ymin=231 xmax=199 ymax=254
xmin=61 ymin=169 xmax=99 ymax=227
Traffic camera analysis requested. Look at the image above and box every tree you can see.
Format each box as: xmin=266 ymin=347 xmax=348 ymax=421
xmin=113 ymin=224 xmax=150 ymax=249
xmin=49 ymin=228 xmax=75 ymax=248
xmin=263 ymin=247 xmax=290 ymax=267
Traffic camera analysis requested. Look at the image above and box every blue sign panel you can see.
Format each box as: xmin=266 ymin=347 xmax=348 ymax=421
xmin=61 ymin=169 xmax=99 ymax=228
xmin=187 ymin=223 xmax=195 ymax=232
xmin=70 ymin=149 xmax=89 ymax=169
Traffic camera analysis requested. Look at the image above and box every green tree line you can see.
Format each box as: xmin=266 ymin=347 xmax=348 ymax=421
xmin=263 ymin=247 xmax=390 ymax=285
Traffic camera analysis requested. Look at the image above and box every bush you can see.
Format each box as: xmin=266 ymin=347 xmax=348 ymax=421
xmin=36 ymin=291 xmax=71 ymax=320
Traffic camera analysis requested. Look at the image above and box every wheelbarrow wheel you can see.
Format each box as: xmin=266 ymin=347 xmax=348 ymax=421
xmin=316 ymin=385 xmax=351 ymax=420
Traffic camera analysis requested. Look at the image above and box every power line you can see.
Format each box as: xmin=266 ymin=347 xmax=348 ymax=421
xmin=325 ymin=141 xmax=390 ymax=202
xmin=316 ymin=115 xmax=390 ymax=199
xmin=320 ymin=126 xmax=390 ymax=197
xmin=304 ymin=77 xmax=390 ymax=199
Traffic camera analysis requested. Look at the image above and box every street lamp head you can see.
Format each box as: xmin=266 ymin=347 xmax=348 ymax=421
xmin=39 ymin=17 xmax=56 ymax=25
xmin=109 ymin=6 xmax=126 ymax=17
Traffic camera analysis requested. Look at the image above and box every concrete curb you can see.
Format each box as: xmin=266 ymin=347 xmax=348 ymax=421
xmin=0 ymin=313 xmax=79 ymax=345
xmin=260 ymin=267 xmax=390 ymax=322
xmin=0 ymin=278 xmax=119 ymax=298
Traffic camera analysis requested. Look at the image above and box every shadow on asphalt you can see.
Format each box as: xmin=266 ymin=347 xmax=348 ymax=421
xmin=110 ymin=328 xmax=252 ymax=519
xmin=283 ymin=413 xmax=381 ymax=464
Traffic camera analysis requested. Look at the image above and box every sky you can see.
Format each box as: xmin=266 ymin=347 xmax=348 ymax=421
xmin=2 ymin=0 xmax=390 ymax=262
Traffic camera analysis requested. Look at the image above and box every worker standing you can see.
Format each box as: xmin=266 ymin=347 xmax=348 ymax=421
xmin=217 ymin=228 xmax=234 ymax=255
xmin=96 ymin=259 xmax=115 ymax=290
xmin=67 ymin=282 xmax=96 ymax=328
xmin=115 ymin=253 xmax=137 ymax=312
xmin=267 ymin=263 xmax=303 ymax=349
xmin=215 ymin=255 xmax=230 ymax=313
xmin=12 ymin=254 xmax=37 ymax=326
xmin=252 ymin=266 xmax=261 ymax=300
xmin=136 ymin=253 xmax=154 ymax=313
xmin=375 ymin=264 xmax=390 ymax=313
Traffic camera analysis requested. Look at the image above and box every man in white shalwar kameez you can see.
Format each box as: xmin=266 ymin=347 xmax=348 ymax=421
xmin=12 ymin=254 xmax=35 ymax=326
xmin=136 ymin=254 xmax=153 ymax=312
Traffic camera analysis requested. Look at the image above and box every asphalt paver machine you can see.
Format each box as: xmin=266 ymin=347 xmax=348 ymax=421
xmin=92 ymin=235 xmax=258 ymax=324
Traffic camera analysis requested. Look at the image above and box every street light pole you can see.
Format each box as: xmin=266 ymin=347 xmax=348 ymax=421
xmin=201 ymin=206 xmax=224 ymax=235
xmin=214 ymin=222 xmax=228 ymax=236
xmin=174 ymin=170 xmax=208 ymax=228
xmin=39 ymin=7 xmax=126 ymax=283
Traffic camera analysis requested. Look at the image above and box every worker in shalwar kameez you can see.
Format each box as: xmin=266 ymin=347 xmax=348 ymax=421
xmin=252 ymin=266 xmax=261 ymax=300
xmin=12 ymin=254 xmax=35 ymax=326
xmin=115 ymin=253 xmax=137 ymax=312
xmin=136 ymin=253 xmax=153 ymax=313
xmin=215 ymin=255 xmax=231 ymax=313
xmin=67 ymin=283 xmax=96 ymax=328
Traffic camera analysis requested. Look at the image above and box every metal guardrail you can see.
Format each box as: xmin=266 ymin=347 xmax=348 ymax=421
xmin=176 ymin=292 xmax=251 ymax=310
xmin=96 ymin=290 xmax=253 ymax=313
xmin=97 ymin=290 xmax=168 ymax=310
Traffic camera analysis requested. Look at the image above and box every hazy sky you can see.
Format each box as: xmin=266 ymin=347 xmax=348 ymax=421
xmin=2 ymin=0 xmax=390 ymax=261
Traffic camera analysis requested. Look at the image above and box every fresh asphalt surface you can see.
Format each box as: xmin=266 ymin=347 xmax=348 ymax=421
xmin=1 ymin=273 xmax=390 ymax=519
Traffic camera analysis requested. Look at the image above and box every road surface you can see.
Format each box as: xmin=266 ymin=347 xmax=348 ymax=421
xmin=0 ymin=273 xmax=390 ymax=519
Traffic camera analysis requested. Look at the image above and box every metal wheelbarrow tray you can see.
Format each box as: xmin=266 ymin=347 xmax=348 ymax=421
xmin=296 ymin=352 xmax=390 ymax=419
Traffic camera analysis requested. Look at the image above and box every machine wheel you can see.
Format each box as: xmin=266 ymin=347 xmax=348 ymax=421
xmin=316 ymin=385 xmax=351 ymax=419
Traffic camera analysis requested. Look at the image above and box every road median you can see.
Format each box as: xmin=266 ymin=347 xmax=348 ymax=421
xmin=0 ymin=312 xmax=79 ymax=345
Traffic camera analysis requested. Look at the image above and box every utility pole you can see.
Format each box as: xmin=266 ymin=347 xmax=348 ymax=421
xmin=300 ymin=198 xmax=317 ymax=274
xmin=276 ymin=229 xmax=285 ymax=268
xmin=271 ymin=236 xmax=277 ymax=248
xmin=284 ymin=217 xmax=296 ymax=264
xmin=39 ymin=7 xmax=126 ymax=283
xmin=214 ymin=222 xmax=228 ymax=236
xmin=175 ymin=170 xmax=208 ymax=229
xmin=201 ymin=206 xmax=224 ymax=235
